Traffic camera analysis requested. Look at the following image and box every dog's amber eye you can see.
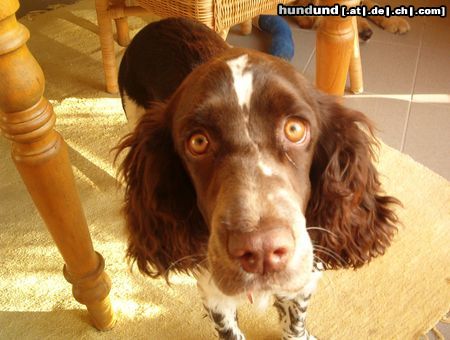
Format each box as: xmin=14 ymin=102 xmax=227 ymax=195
xmin=187 ymin=133 xmax=209 ymax=155
xmin=284 ymin=117 xmax=308 ymax=144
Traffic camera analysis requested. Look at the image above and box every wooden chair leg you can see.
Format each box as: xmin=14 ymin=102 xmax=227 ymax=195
xmin=115 ymin=17 xmax=130 ymax=46
xmin=349 ymin=16 xmax=364 ymax=94
xmin=0 ymin=1 xmax=116 ymax=331
xmin=95 ymin=0 xmax=119 ymax=94
xmin=316 ymin=0 xmax=359 ymax=95
xmin=112 ymin=0 xmax=130 ymax=47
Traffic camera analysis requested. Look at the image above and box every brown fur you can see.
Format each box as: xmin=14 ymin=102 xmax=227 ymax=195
xmin=118 ymin=18 xmax=228 ymax=111
xmin=115 ymin=19 xmax=400 ymax=291
xmin=307 ymin=95 xmax=400 ymax=268
xmin=115 ymin=101 xmax=209 ymax=277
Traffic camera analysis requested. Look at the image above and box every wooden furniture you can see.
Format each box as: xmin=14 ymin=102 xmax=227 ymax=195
xmin=95 ymin=0 xmax=363 ymax=96
xmin=317 ymin=0 xmax=363 ymax=95
xmin=95 ymin=0 xmax=294 ymax=94
xmin=0 ymin=0 xmax=116 ymax=331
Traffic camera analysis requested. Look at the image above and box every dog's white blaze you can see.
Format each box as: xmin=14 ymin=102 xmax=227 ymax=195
xmin=226 ymin=54 xmax=253 ymax=110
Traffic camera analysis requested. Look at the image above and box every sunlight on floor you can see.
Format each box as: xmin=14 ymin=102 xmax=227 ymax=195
xmin=50 ymin=97 xmax=126 ymax=118
xmin=113 ymin=299 xmax=164 ymax=319
xmin=169 ymin=275 xmax=197 ymax=286
xmin=65 ymin=139 xmax=117 ymax=178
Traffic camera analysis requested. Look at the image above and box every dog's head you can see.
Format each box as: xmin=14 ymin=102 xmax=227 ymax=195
xmin=116 ymin=48 xmax=399 ymax=296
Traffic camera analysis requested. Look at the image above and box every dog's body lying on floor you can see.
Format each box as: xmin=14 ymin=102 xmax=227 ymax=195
xmin=116 ymin=18 xmax=399 ymax=339
xmin=293 ymin=0 xmax=410 ymax=41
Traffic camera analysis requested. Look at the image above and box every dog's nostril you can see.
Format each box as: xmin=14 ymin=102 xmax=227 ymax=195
xmin=237 ymin=251 xmax=262 ymax=273
xmin=265 ymin=247 xmax=289 ymax=272
xmin=273 ymin=247 xmax=288 ymax=258
xmin=241 ymin=251 xmax=255 ymax=262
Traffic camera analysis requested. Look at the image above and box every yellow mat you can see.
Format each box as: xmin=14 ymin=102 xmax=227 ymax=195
xmin=0 ymin=1 xmax=449 ymax=339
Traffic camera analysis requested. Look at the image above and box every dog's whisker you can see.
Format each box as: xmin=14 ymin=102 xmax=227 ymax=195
xmin=312 ymin=255 xmax=326 ymax=269
xmin=312 ymin=255 xmax=341 ymax=305
xmin=198 ymin=257 xmax=209 ymax=267
xmin=306 ymin=226 xmax=339 ymax=238
xmin=313 ymin=245 xmax=345 ymax=263
xmin=164 ymin=254 xmax=207 ymax=276
xmin=284 ymin=152 xmax=298 ymax=168
xmin=313 ymin=246 xmax=347 ymax=267
xmin=312 ymin=255 xmax=348 ymax=316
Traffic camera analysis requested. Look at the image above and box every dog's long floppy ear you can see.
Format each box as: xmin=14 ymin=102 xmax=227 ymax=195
xmin=307 ymin=94 xmax=400 ymax=269
xmin=115 ymin=103 xmax=208 ymax=280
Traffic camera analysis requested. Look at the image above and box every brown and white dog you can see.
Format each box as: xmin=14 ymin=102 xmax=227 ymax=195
xmin=293 ymin=0 xmax=410 ymax=41
xmin=116 ymin=18 xmax=399 ymax=339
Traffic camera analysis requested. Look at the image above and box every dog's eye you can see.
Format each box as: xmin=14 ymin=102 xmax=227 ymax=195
xmin=187 ymin=133 xmax=209 ymax=155
xmin=284 ymin=117 xmax=308 ymax=144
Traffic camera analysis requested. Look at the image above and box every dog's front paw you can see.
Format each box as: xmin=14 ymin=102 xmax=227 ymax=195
xmin=381 ymin=17 xmax=411 ymax=34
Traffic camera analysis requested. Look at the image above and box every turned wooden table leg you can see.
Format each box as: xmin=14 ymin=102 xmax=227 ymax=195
xmin=95 ymin=0 xmax=119 ymax=94
xmin=316 ymin=0 xmax=359 ymax=95
xmin=349 ymin=16 xmax=363 ymax=94
xmin=0 ymin=0 xmax=116 ymax=331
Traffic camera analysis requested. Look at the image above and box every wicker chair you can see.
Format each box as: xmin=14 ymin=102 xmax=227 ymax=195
xmin=95 ymin=0 xmax=363 ymax=96
xmin=95 ymin=0 xmax=294 ymax=94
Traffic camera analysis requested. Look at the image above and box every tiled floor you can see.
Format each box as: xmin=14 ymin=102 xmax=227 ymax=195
xmin=16 ymin=0 xmax=77 ymax=18
xmin=227 ymin=12 xmax=450 ymax=181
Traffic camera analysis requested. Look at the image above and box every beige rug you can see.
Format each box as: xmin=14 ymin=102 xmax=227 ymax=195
xmin=1 ymin=1 xmax=449 ymax=339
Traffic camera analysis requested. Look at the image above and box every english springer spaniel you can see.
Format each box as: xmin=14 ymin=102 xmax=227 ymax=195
xmin=116 ymin=17 xmax=399 ymax=340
